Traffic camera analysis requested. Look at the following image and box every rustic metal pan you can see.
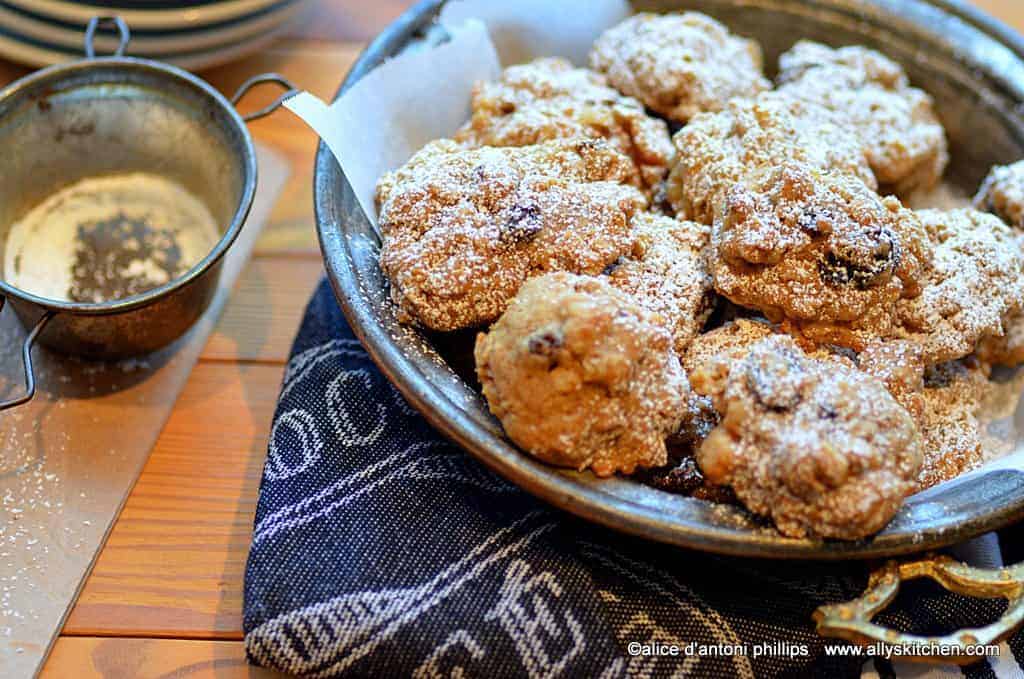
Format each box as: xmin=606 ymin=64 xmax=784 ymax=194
xmin=313 ymin=0 xmax=1024 ymax=559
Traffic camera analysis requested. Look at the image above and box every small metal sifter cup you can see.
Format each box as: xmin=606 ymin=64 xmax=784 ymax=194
xmin=0 ymin=17 xmax=299 ymax=410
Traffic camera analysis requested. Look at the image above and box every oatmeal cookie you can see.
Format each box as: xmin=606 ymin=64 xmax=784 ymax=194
xmin=914 ymin=359 xmax=991 ymax=490
xmin=454 ymin=58 xmax=674 ymax=190
xmin=474 ymin=273 xmax=689 ymax=476
xmin=896 ymin=208 xmax=1024 ymax=363
xmin=857 ymin=339 xmax=926 ymax=420
xmin=710 ymin=164 xmax=927 ymax=349
xmin=589 ymin=12 xmax=770 ymax=124
xmin=678 ymin=319 xmax=777 ymax=451
xmin=859 ymin=343 xmax=994 ymax=489
xmin=974 ymin=160 xmax=1024 ymax=230
xmin=777 ymin=41 xmax=948 ymax=194
xmin=692 ymin=335 xmax=922 ymax=540
xmin=978 ymin=308 xmax=1024 ymax=366
xmin=376 ymin=138 xmax=647 ymax=330
xmin=666 ymin=92 xmax=875 ymax=224
xmin=608 ymin=213 xmax=714 ymax=353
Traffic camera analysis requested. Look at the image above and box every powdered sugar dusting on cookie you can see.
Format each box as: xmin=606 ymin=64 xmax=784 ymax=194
xmin=590 ymin=12 xmax=770 ymax=123
xmin=897 ymin=208 xmax=1024 ymax=363
xmin=608 ymin=213 xmax=713 ymax=353
xmin=777 ymin=41 xmax=948 ymax=195
xmin=376 ymin=138 xmax=646 ymax=330
xmin=455 ymin=58 xmax=674 ymax=190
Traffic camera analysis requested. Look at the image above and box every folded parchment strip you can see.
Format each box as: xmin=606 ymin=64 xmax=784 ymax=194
xmin=285 ymin=20 xmax=499 ymax=227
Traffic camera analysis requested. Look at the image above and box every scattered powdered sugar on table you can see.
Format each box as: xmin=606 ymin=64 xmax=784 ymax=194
xmin=4 ymin=173 xmax=219 ymax=303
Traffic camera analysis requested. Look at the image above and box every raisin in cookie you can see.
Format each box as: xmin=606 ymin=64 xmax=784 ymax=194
xmin=455 ymin=58 xmax=674 ymax=190
xmin=666 ymin=92 xmax=875 ymax=224
xmin=777 ymin=41 xmax=948 ymax=195
xmin=589 ymin=12 xmax=770 ymax=124
xmin=608 ymin=213 xmax=714 ymax=354
xmin=692 ymin=335 xmax=922 ymax=540
xmin=710 ymin=164 xmax=927 ymax=350
xmin=376 ymin=138 xmax=646 ymax=330
xmin=474 ymin=273 xmax=689 ymax=477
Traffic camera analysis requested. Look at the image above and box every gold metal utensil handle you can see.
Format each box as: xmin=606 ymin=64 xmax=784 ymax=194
xmin=814 ymin=554 xmax=1024 ymax=665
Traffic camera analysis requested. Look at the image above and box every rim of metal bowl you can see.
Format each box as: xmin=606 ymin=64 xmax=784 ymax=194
xmin=314 ymin=0 xmax=1024 ymax=559
xmin=0 ymin=55 xmax=258 ymax=315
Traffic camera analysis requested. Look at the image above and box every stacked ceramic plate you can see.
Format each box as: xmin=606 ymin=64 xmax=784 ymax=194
xmin=0 ymin=0 xmax=310 ymax=70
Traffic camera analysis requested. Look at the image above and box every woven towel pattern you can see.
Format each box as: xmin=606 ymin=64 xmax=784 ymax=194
xmin=243 ymin=278 xmax=1024 ymax=678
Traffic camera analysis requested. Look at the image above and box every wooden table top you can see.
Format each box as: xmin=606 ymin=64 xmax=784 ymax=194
xmin=0 ymin=0 xmax=1013 ymax=675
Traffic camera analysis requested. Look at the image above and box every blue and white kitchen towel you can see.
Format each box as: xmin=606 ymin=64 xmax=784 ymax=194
xmin=243 ymin=278 xmax=1024 ymax=678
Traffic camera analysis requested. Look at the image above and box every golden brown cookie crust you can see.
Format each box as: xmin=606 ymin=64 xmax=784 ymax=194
xmin=589 ymin=12 xmax=770 ymax=124
xmin=608 ymin=213 xmax=714 ymax=354
xmin=474 ymin=272 xmax=689 ymax=477
xmin=709 ymin=164 xmax=927 ymax=349
xmin=777 ymin=41 xmax=948 ymax=195
xmin=693 ymin=335 xmax=922 ymax=540
xmin=377 ymin=138 xmax=647 ymax=331
xmin=455 ymin=58 xmax=674 ymax=191
xmin=666 ymin=92 xmax=876 ymax=224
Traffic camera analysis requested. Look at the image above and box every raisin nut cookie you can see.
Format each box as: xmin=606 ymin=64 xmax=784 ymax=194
xmin=896 ymin=208 xmax=1024 ymax=363
xmin=666 ymin=92 xmax=875 ymax=224
xmin=589 ymin=12 xmax=770 ymax=124
xmin=455 ymin=57 xmax=674 ymax=190
xmin=710 ymin=163 xmax=927 ymax=349
xmin=376 ymin=138 xmax=647 ymax=330
xmin=475 ymin=273 xmax=689 ymax=477
xmin=777 ymin=41 xmax=948 ymax=194
xmin=692 ymin=335 xmax=923 ymax=540
xmin=915 ymin=359 xmax=992 ymax=490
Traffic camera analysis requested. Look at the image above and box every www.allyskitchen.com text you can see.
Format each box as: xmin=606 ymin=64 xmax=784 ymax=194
xmin=626 ymin=641 xmax=1001 ymax=661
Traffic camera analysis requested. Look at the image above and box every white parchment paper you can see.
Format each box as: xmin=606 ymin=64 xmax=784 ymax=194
xmin=438 ymin=0 xmax=630 ymax=66
xmin=285 ymin=19 xmax=499 ymax=227
xmin=282 ymin=0 xmax=1024 ymax=501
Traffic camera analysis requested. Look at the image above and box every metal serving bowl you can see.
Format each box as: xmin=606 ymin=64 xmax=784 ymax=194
xmin=0 ymin=18 xmax=294 ymax=409
xmin=314 ymin=0 xmax=1024 ymax=558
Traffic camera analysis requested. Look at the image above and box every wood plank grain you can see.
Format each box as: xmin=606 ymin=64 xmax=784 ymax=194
xmin=42 ymin=637 xmax=284 ymax=679
xmin=201 ymin=256 xmax=324 ymax=363
xmin=62 ymin=363 xmax=284 ymax=639
xmin=199 ymin=40 xmax=364 ymax=256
